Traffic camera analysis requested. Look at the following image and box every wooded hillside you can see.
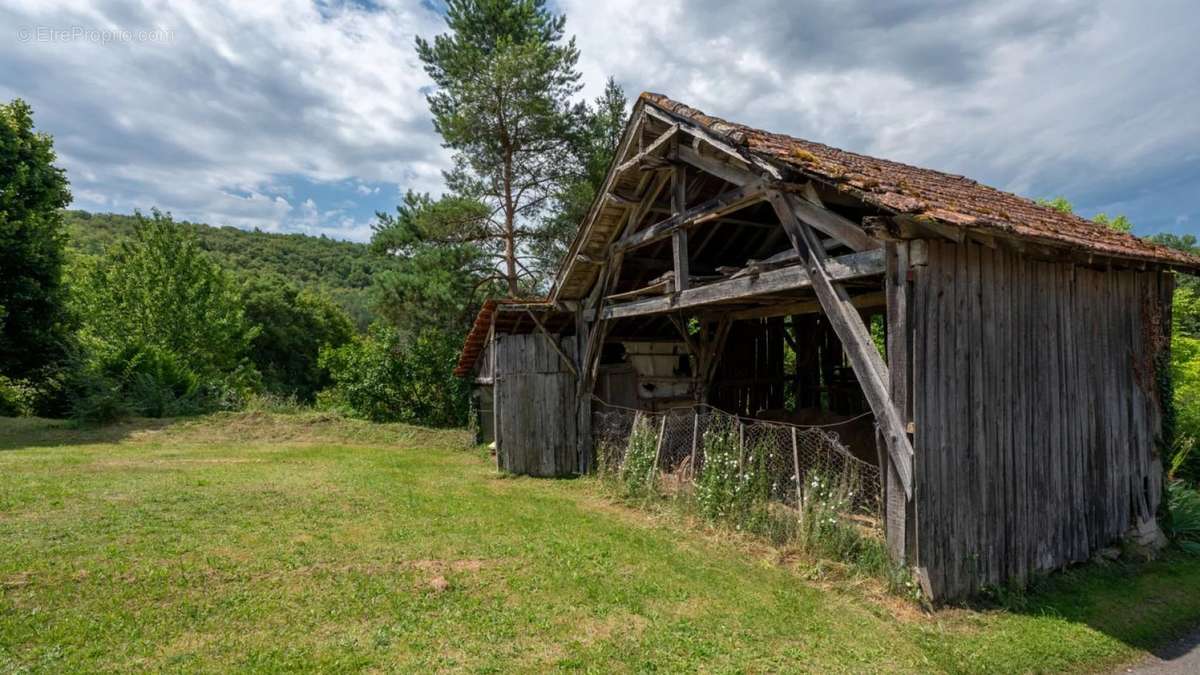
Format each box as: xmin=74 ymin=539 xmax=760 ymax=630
xmin=64 ymin=210 xmax=395 ymax=329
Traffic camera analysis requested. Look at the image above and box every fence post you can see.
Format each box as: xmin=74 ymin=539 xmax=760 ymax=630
xmin=690 ymin=410 xmax=699 ymax=482
xmin=652 ymin=414 xmax=667 ymax=482
xmin=738 ymin=419 xmax=746 ymax=470
xmin=791 ymin=426 xmax=803 ymax=508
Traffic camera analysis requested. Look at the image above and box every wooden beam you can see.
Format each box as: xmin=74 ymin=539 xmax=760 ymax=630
xmin=768 ymin=190 xmax=913 ymax=498
xmin=785 ymin=191 xmax=880 ymax=252
xmin=884 ymin=241 xmax=913 ymax=562
xmin=526 ymin=310 xmax=578 ymax=377
xmin=614 ymin=181 xmax=766 ymax=253
xmin=615 ymin=124 xmax=678 ymax=176
xmin=671 ymin=164 xmax=690 ymax=291
xmin=677 ymin=145 xmax=758 ymax=187
xmin=606 ymin=191 xmax=638 ymax=207
xmin=644 ymin=105 xmax=782 ymax=181
xmin=722 ymin=290 xmax=886 ymax=322
xmin=598 ymin=249 xmax=884 ymax=320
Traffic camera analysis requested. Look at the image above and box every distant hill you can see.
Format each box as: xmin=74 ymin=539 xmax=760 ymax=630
xmin=64 ymin=210 xmax=394 ymax=330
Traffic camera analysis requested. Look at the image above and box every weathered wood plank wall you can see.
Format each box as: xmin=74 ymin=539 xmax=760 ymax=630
xmin=494 ymin=333 xmax=579 ymax=477
xmin=911 ymin=239 xmax=1170 ymax=600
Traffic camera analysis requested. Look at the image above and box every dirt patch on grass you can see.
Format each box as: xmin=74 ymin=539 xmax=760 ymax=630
xmin=93 ymin=458 xmax=265 ymax=469
xmin=411 ymin=559 xmax=493 ymax=574
xmin=577 ymin=611 xmax=649 ymax=645
xmin=526 ymin=611 xmax=651 ymax=667
xmin=1 ymin=572 xmax=31 ymax=589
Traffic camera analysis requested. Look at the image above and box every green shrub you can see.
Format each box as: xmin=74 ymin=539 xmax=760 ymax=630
xmin=0 ymin=376 xmax=35 ymax=417
xmin=696 ymin=419 xmax=767 ymax=525
xmin=1165 ymin=480 xmax=1200 ymax=555
xmin=57 ymin=212 xmax=263 ymax=424
xmin=1171 ymin=289 xmax=1200 ymax=484
xmin=69 ymin=371 xmax=131 ymax=426
xmin=67 ymin=342 xmax=252 ymax=424
xmin=620 ymin=415 xmax=660 ymax=496
xmin=797 ymin=471 xmax=866 ymax=558
xmin=319 ymin=323 xmax=469 ymax=427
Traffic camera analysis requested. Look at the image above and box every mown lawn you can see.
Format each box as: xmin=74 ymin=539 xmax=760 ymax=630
xmin=2 ymin=412 xmax=1199 ymax=673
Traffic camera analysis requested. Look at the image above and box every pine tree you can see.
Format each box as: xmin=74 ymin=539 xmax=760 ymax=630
xmin=0 ymin=99 xmax=73 ymax=380
xmin=414 ymin=0 xmax=583 ymax=296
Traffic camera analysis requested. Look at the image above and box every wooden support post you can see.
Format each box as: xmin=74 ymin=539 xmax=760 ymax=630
xmin=791 ymin=427 xmax=803 ymax=508
xmin=653 ymin=415 xmax=667 ymax=482
xmin=884 ymin=241 xmax=913 ymax=561
xmin=672 ymin=165 xmax=690 ymax=291
xmin=574 ymin=306 xmax=592 ymax=475
xmin=690 ymin=411 xmax=700 ymax=482
xmin=704 ymin=318 xmax=732 ymax=404
xmin=768 ymin=190 xmax=914 ymax=498
xmin=738 ymin=419 xmax=745 ymax=469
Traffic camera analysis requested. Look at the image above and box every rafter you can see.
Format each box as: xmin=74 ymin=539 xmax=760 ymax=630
xmin=614 ymin=181 xmax=767 ymax=253
xmin=614 ymin=124 xmax=679 ymax=176
xmin=785 ymin=190 xmax=880 ymax=252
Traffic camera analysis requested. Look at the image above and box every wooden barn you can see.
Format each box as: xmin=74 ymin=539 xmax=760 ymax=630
xmin=455 ymin=92 xmax=1200 ymax=600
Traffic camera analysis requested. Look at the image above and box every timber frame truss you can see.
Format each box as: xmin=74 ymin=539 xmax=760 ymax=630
xmin=562 ymin=100 xmax=916 ymax=548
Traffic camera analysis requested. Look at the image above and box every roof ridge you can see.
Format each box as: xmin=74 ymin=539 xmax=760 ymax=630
xmin=636 ymin=92 xmax=1200 ymax=271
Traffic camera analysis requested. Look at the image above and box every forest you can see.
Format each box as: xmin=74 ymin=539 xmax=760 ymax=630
xmin=64 ymin=210 xmax=392 ymax=330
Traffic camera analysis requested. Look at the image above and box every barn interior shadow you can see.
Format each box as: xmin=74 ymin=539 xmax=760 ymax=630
xmin=0 ymin=416 xmax=178 ymax=451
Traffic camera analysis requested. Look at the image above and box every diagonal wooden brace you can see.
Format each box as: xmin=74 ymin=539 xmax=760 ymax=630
xmin=768 ymin=190 xmax=914 ymax=498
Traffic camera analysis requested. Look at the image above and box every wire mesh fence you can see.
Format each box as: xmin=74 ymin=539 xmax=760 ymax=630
xmin=593 ymin=401 xmax=882 ymax=523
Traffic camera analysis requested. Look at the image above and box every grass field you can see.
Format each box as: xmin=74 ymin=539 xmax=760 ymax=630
xmin=2 ymin=412 xmax=1200 ymax=673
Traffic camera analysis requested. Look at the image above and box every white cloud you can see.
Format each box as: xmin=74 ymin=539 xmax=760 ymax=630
xmin=2 ymin=0 xmax=1199 ymax=239
xmin=564 ymin=0 xmax=1200 ymax=234
xmin=1 ymin=0 xmax=448 ymax=236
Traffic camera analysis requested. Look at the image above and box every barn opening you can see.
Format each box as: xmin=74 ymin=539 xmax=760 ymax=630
xmin=455 ymin=92 xmax=1200 ymax=602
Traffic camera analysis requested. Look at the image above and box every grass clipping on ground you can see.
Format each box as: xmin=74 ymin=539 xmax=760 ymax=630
xmin=2 ymin=411 xmax=1200 ymax=673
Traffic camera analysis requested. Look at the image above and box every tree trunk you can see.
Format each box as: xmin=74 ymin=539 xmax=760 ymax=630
xmin=504 ymin=212 xmax=517 ymax=296
xmin=503 ymin=146 xmax=518 ymax=297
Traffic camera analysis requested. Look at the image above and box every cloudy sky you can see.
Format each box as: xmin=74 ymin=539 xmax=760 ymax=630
xmin=2 ymin=0 xmax=1198 ymax=242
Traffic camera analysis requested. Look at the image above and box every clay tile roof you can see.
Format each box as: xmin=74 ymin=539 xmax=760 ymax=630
xmin=453 ymin=298 xmax=557 ymax=377
xmin=639 ymin=92 xmax=1200 ymax=272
